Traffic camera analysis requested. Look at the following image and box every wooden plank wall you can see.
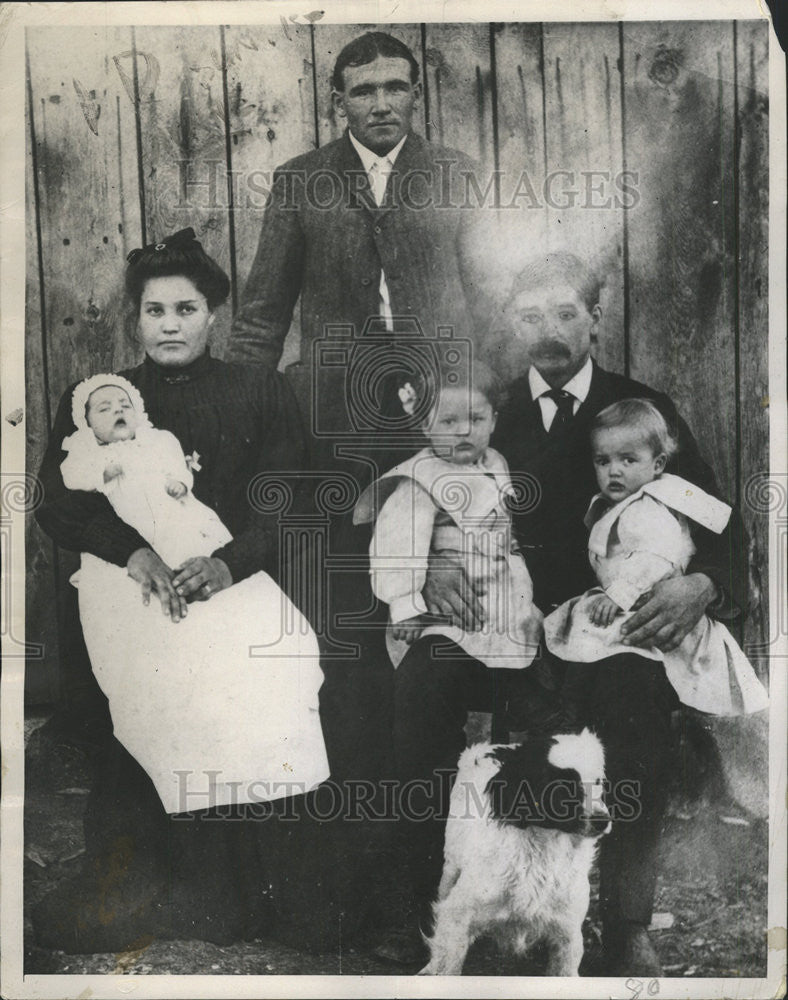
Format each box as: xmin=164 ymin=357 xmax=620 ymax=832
xmin=24 ymin=20 xmax=770 ymax=701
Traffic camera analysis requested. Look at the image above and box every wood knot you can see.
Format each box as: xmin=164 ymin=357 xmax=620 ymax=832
xmin=648 ymin=44 xmax=684 ymax=88
xmin=425 ymin=47 xmax=449 ymax=74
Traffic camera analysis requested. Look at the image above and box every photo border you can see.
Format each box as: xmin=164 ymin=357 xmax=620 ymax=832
xmin=1 ymin=2 xmax=785 ymax=998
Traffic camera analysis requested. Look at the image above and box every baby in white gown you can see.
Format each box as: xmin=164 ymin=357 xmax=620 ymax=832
xmin=61 ymin=374 xmax=230 ymax=568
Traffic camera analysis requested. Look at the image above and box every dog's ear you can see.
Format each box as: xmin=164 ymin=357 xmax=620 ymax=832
xmin=486 ymin=736 xmax=590 ymax=833
xmin=485 ymin=737 xmax=558 ymax=829
xmin=486 ymin=762 xmax=541 ymax=829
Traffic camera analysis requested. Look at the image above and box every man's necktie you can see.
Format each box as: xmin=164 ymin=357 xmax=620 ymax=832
xmin=545 ymin=388 xmax=576 ymax=435
xmin=368 ymin=158 xmax=391 ymax=207
xmin=368 ymin=158 xmax=394 ymax=331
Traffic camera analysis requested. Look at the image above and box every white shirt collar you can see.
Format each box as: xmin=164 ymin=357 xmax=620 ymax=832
xmin=348 ymin=129 xmax=407 ymax=173
xmin=528 ymin=356 xmax=594 ymax=402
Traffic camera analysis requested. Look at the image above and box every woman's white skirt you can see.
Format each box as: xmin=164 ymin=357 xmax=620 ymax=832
xmin=76 ymin=553 xmax=330 ymax=814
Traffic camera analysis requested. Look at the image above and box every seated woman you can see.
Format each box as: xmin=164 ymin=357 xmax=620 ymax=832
xmin=33 ymin=228 xmax=330 ymax=951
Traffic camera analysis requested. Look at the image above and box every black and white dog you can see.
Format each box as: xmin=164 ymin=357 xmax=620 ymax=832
xmin=420 ymin=729 xmax=611 ymax=976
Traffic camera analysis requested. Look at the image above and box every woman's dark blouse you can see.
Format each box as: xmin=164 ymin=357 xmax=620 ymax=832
xmin=36 ymin=351 xmax=308 ymax=584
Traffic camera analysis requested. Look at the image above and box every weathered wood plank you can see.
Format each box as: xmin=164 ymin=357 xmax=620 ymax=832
xmin=542 ymin=22 xmax=626 ymax=376
xmin=134 ymin=26 xmax=234 ymax=358
xmin=24 ymin=66 xmax=60 ymax=703
xmin=493 ymin=22 xmax=546 ymax=189
xmin=26 ymin=26 xmax=143 ymax=410
xmin=623 ymin=22 xmax=738 ymax=499
xmin=736 ymin=20 xmax=769 ymax=668
xmin=224 ymin=22 xmax=316 ymax=371
xmin=490 ymin=22 xmax=548 ymax=310
xmin=26 ymin=26 xmax=142 ymax=705
xmin=421 ymin=23 xmax=493 ymax=172
xmin=419 ymin=23 xmax=498 ymax=349
xmin=312 ymin=23 xmax=426 ymax=148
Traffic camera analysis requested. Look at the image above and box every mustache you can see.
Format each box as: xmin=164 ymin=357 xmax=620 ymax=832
xmin=529 ymin=339 xmax=572 ymax=358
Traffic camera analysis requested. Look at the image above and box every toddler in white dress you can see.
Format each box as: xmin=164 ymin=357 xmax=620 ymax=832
xmin=354 ymin=361 xmax=542 ymax=670
xmin=544 ymin=398 xmax=768 ymax=716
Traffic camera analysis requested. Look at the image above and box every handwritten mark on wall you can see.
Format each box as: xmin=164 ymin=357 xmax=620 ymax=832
xmin=72 ymin=78 xmax=100 ymax=135
xmin=112 ymin=50 xmax=161 ymax=106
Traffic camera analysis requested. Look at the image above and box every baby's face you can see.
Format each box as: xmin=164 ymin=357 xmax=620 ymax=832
xmin=592 ymin=426 xmax=666 ymax=502
xmin=86 ymin=386 xmax=139 ymax=444
xmin=423 ymin=388 xmax=496 ymax=465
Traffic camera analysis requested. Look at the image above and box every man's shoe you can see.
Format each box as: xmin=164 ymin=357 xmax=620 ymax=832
xmin=605 ymin=922 xmax=663 ymax=977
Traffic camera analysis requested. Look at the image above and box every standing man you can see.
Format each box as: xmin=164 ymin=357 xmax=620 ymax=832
xmin=228 ymin=31 xmax=492 ymax=786
xmin=229 ymin=30 xmax=490 ymax=458
xmin=412 ymin=252 xmax=747 ymax=974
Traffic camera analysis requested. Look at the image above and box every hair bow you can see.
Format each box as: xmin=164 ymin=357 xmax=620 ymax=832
xmin=126 ymin=227 xmax=199 ymax=264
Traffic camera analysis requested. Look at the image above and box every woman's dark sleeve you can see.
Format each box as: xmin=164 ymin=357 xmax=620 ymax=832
xmin=35 ymin=386 xmax=149 ymax=566
xmin=211 ymin=369 xmax=310 ymax=585
xmin=658 ymin=392 xmax=748 ymax=617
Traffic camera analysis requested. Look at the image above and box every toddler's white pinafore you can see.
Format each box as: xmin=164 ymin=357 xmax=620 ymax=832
xmin=354 ymin=447 xmax=543 ymax=670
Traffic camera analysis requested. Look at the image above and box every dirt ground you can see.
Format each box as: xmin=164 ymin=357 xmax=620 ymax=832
xmin=22 ymin=710 xmax=768 ymax=980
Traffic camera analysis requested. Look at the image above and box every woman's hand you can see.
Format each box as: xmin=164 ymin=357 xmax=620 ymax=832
xmin=172 ymin=556 xmax=232 ymax=602
xmin=127 ymin=548 xmax=188 ymax=622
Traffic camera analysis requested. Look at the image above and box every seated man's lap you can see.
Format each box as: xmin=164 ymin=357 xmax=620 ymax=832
xmin=393 ymin=636 xmax=504 ymax=782
xmin=575 ymin=654 xmax=678 ymax=741
xmin=560 ymin=652 xmax=680 ymax=809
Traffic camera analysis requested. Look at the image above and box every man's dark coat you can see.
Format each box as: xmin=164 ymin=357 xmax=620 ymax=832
xmin=229 ymin=131 xmax=492 ymax=456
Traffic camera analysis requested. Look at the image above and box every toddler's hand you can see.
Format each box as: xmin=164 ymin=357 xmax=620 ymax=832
xmin=391 ymin=617 xmax=424 ymax=643
xmin=103 ymin=462 xmax=122 ymax=482
xmin=166 ymin=479 xmax=188 ymax=499
xmin=588 ymin=593 xmax=620 ymax=627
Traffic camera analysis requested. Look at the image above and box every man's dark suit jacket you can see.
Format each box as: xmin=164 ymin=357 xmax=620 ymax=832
xmin=228 ymin=129 xmax=489 ymax=371
xmin=492 ymin=361 xmax=747 ymax=617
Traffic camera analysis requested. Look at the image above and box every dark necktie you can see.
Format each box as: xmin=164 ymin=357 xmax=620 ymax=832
xmin=544 ymin=388 xmax=576 ymax=435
